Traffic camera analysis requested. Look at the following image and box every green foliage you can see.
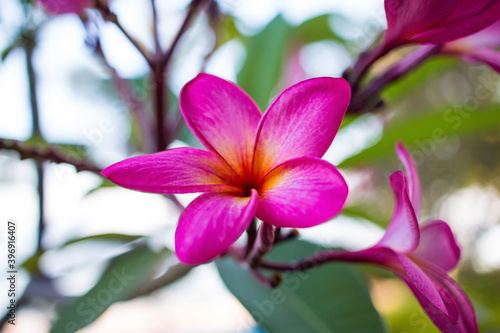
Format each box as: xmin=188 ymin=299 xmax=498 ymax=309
xmin=217 ymin=240 xmax=386 ymax=333
xmin=49 ymin=243 xmax=171 ymax=333
xmin=295 ymin=14 xmax=347 ymax=45
xmin=236 ymin=14 xmax=348 ymax=112
xmin=237 ymin=15 xmax=291 ymax=111
xmin=383 ymin=57 xmax=459 ymax=104
xmin=339 ymin=104 xmax=500 ymax=168
xmin=60 ymin=233 xmax=144 ymax=247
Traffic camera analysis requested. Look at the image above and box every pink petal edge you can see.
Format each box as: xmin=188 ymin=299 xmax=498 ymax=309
xmin=252 ymin=77 xmax=351 ymax=180
xmin=180 ymin=73 xmax=262 ymax=181
xmin=396 ymin=142 xmax=421 ymax=215
xmin=175 ymin=189 xmax=259 ymax=265
xmin=396 ymin=253 xmax=459 ymax=323
xmin=255 ymin=156 xmax=348 ymax=228
xmin=375 ymin=171 xmax=420 ymax=253
xmin=412 ymin=220 xmax=461 ymax=272
xmin=102 ymin=148 xmax=240 ymax=194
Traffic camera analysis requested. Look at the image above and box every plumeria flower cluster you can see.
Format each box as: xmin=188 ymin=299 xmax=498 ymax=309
xmin=103 ymin=74 xmax=351 ymax=264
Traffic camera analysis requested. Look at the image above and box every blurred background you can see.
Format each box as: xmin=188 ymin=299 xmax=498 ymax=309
xmin=1 ymin=0 xmax=500 ymax=332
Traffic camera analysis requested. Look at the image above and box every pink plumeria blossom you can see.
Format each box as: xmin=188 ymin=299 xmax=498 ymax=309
xmin=383 ymin=0 xmax=500 ymax=50
xmin=339 ymin=143 xmax=477 ymax=332
xmin=103 ymin=74 xmax=351 ymax=265
xmin=37 ymin=0 xmax=95 ymax=15
xmin=442 ymin=19 xmax=500 ymax=74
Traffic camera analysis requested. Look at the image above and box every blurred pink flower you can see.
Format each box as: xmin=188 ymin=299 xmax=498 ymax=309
xmin=442 ymin=19 xmax=500 ymax=73
xmin=383 ymin=0 xmax=500 ymax=49
xmin=338 ymin=143 xmax=477 ymax=332
xmin=103 ymin=73 xmax=351 ymax=265
xmin=37 ymin=0 xmax=95 ymax=15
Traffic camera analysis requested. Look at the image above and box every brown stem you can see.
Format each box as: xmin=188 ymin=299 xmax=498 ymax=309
xmin=348 ymin=45 xmax=442 ymax=113
xmin=25 ymin=39 xmax=46 ymax=252
xmin=245 ymin=219 xmax=257 ymax=257
xmin=96 ymin=0 xmax=154 ymax=67
xmin=0 ymin=139 xmax=102 ymax=175
xmin=151 ymin=0 xmax=161 ymax=55
xmin=153 ymin=69 xmax=166 ymax=151
xmin=248 ymin=222 xmax=275 ymax=266
xmin=159 ymin=0 xmax=204 ymax=70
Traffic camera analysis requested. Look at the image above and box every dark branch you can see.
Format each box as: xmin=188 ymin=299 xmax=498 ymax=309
xmin=0 ymin=139 xmax=102 ymax=175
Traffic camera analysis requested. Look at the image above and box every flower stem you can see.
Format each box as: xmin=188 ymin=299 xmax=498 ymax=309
xmin=259 ymin=249 xmax=366 ymax=272
xmin=248 ymin=222 xmax=275 ymax=266
xmin=348 ymin=45 xmax=442 ymax=113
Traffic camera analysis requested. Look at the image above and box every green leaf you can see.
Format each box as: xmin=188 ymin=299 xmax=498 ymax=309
xmin=383 ymin=58 xmax=459 ymax=104
xmin=217 ymin=240 xmax=386 ymax=333
xmin=295 ymin=14 xmax=347 ymax=45
xmin=1 ymin=44 xmax=16 ymax=61
xmin=60 ymin=233 xmax=144 ymax=247
xmin=50 ymin=243 xmax=170 ymax=333
xmin=339 ymin=104 xmax=500 ymax=168
xmin=237 ymin=15 xmax=291 ymax=111
xmin=85 ymin=178 xmax=117 ymax=196
xmin=342 ymin=205 xmax=389 ymax=229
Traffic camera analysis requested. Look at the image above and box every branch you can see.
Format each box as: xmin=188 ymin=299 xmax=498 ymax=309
xmin=93 ymin=39 xmax=155 ymax=152
xmin=159 ymin=0 xmax=205 ymax=70
xmin=151 ymin=0 xmax=161 ymax=55
xmin=96 ymin=0 xmax=154 ymax=67
xmin=0 ymin=139 xmax=102 ymax=175
xmin=259 ymin=249 xmax=365 ymax=272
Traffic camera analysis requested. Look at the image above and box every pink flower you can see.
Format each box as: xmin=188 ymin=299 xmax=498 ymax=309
xmin=442 ymin=19 xmax=500 ymax=73
xmin=37 ymin=0 xmax=95 ymax=15
xmin=102 ymin=74 xmax=351 ymax=265
xmin=341 ymin=143 xmax=477 ymax=332
xmin=383 ymin=0 xmax=500 ymax=49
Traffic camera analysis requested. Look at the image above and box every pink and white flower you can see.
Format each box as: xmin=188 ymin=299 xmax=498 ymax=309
xmin=103 ymin=74 xmax=351 ymax=265
xmin=338 ymin=143 xmax=477 ymax=332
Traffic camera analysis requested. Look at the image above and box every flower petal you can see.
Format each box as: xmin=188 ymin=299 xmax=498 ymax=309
xmin=384 ymin=0 xmax=500 ymax=46
xmin=396 ymin=253 xmax=459 ymax=324
xmin=410 ymin=0 xmax=500 ymax=44
xmin=384 ymin=0 xmax=458 ymax=47
xmin=412 ymin=220 xmax=460 ymax=272
xmin=102 ymin=148 xmax=240 ymax=194
xmin=396 ymin=142 xmax=421 ymax=215
xmin=255 ymin=157 xmax=348 ymax=228
xmin=419 ymin=260 xmax=479 ymax=333
xmin=175 ymin=189 xmax=259 ymax=265
xmin=375 ymin=171 xmax=420 ymax=253
xmin=446 ymin=20 xmax=500 ymax=49
xmin=252 ymin=77 xmax=351 ymax=180
xmin=464 ymin=48 xmax=500 ymax=74
xmin=38 ymin=0 xmax=93 ymax=15
xmin=349 ymin=247 xmax=476 ymax=332
xmin=180 ymin=73 xmax=262 ymax=180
